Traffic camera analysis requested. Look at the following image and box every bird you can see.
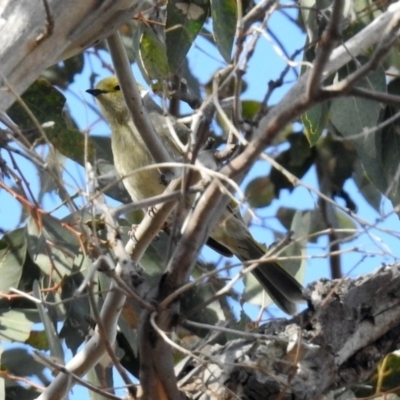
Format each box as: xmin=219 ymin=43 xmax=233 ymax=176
xmin=86 ymin=76 xmax=304 ymax=315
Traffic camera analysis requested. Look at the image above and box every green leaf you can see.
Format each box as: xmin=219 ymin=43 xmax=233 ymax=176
xmin=352 ymin=0 xmax=382 ymax=27
xmin=5 ymin=386 xmax=40 ymax=400
xmin=330 ymin=62 xmax=400 ymax=206
xmin=7 ymin=79 xmax=94 ymax=164
xmin=334 ymin=210 xmax=358 ymax=238
xmin=59 ymin=275 xmax=90 ymax=354
xmin=330 ymin=66 xmax=385 ymax=138
xmin=166 ymin=0 xmax=209 ymax=72
xmin=27 ymin=216 xmax=76 ymax=259
xmin=241 ymin=100 xmax=262 ymax=120
xmin=181 ymin=284 xmax=225 ymax=336
xmin=210 ymin=0 xmax=237 ymax=62
xmin=308 ymin=207 xmax=357 ymax=242
xmin=364 ymin=352 xmax=400 ymax=397
xmin=178 ymin=56 xmax=202 ymax=98
xmin=302 ymin=101 xmax=330 ymax=146
xmin=1 ymin=348 xmax=49 ymax=386
xmin=33 ymin=281 xmax=64 ymax=359
xmin=26 ymin=214 xmax=87 ymax=282
xmin=352 ymin=159 xmax=382 ymax=212
xmin=24 ymin=330 xmax=50 ymax=351
xmin=37 ymin=150 xmax=65 ymax=203
xmin=116 ymin=325 xmax=140 ymax=378
xmin=242 ymin=272 xmax=267 ymax=307
xmin=363 ymin=78 xmax=400 ymax=208
xmin=5 ymin=80 xmax=131 ymax=205
xmin=0 ymin=309 xmax=40 ymax=343
xmin=139 ymin=27 xmax=170 ymax=81
xmin=132 ymin=21 xmax=152 ymax=86
xmin=90 ymin=135 xmax=114 ymax=165
xmin=276 ymin=207 xmax=297 ymax=231
xmin=0 ymin=229 xmax=27 ymax=293
xmin=299 ymin=0 xmax=319 ymax=44
xmin=279 ymin=210 xmax=309 ymax=285
xmin=245 ymin=176 xmax=275 ymax=209
xmin=316 ymin=133 xmax=358 ymax=192
xmin=270 ymin=133 xmax=317 ymax=196
xmin=385 ymin=42 xmax=400 ymax=71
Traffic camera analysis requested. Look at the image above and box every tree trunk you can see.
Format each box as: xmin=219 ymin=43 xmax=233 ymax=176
xmin=0 ymin=0 xmax=148 ymax=112
xmin=179 ymin=265 xmax=400 ymax=399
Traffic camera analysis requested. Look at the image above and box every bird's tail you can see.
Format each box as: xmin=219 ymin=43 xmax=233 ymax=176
xmin=236 ymin=236 xmax=304 ymax=315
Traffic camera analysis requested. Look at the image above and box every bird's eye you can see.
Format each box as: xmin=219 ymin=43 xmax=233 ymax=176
xmin=114 ymin=85 xmax=120 ymax=91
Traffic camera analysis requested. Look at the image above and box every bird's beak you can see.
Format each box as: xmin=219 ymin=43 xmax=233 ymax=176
xmin=86 ymin=88 xmax=105 ymax=97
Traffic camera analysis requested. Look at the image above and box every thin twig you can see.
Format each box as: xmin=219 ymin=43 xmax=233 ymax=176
xmin=306 ymin=0 xmax=345 ymax=99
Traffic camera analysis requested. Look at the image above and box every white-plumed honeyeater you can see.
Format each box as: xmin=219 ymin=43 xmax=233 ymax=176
xmin=87 ymin=76 xmax=303 ymax=315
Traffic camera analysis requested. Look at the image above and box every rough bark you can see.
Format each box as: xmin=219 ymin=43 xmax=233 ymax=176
xmin=178 ymin=264 xmax=400 ymax=399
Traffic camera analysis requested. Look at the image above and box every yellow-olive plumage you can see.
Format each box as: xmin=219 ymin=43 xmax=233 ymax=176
xmin=87 ymin=76 xmax=303 ymax=314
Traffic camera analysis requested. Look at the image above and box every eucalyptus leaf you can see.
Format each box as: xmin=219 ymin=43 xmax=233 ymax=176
xmin=37 ymin=149 xmax=65 ymax=203
xmin=0 ymin=309 xmax=40 ymax=343
xmin=210 ymin=0 xmax=236 ymax=63
xmin=328 ymin=62 xmax=400 ymax=205
xmin=330 ymin=66 xmax=385 ymax=139
xmin=33 ymin=281 xmax=64 ymax=360
xmin=90 ymin=135 xmax=114 ymax=164
xmin=26 ymin=214 xmax=88 ymax=281
xmin=279 ymin=210 xmax=309 ymax=286
xmin=245 ymin=176 xmax=275 ymax=209
xmin=166 ymin=0 xmax=209 ymax=72
xmin=270 ymin=133 xmax=317 ymax=196
xmin=352 ymin=352 xmax=400 ymax=398
xmin=181 ymin=283 xmax=226 ymax=336
xmin=242 ymin=273 xmax=270 ymax=307
xmin=241 ymin=100 xmax=262 ymax=120
xmin=302 ymin=101 xmax=330 ymax=146
xmin=115 ymin=328 xmax=140 ymax=378
xmin=0 ymin=228 xmax=27 ymax=293
xmin=2 ymin=347 xmax=50 ymax=386
xmin=140 ymin=26 xmax=170 ymax=81
xmin=299 ymin=0 xmax=319 ymax=43
xmin=7 ymin=78 xmax=94 ymax=164
xmin=352 ymin=159 xmax=382 ymax=212
xmin=5 ymin=386 xmax=39 ymax=400
xmin=24 ymin=329 xmax=50 ymax=351
xmin=59 ymin=274 xmax=90 ymax=354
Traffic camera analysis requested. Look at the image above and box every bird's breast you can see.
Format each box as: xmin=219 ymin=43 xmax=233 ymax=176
xmin=111 ymin=126 xmax=166 ymax=202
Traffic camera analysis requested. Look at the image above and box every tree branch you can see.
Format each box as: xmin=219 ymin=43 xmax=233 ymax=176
xmin=325 ymin=7 xmax=400 ymax=94
xmin=306 ymin=0 xmax=345 ymax=99
xmin=0 ymin=0 xmax=148 ymax=112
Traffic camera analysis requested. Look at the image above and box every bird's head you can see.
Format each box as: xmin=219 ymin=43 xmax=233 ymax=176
xmin=86 ymin=76 xmax=131 ymax=124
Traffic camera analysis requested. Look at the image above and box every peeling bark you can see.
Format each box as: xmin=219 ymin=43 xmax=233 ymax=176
xmin=179 ymin=265 xmax=400 ymax=399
